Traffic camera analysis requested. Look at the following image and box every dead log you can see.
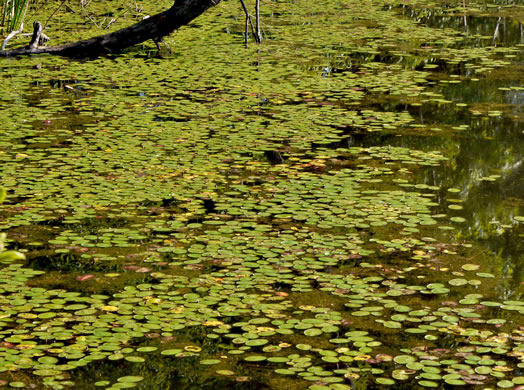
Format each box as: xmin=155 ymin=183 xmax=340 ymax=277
xmin=0 ymin=0 xmax=222 ymax=58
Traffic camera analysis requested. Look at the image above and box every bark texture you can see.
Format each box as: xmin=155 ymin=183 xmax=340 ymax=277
xmin=0 ymin=0 xmax=222 ymax=58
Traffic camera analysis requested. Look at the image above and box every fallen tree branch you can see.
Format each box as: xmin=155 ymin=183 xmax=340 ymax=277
xmin=1 ymin=23 xmax=24 ymax=51
xmin=0 ymin=0 xmax=223 ymax=58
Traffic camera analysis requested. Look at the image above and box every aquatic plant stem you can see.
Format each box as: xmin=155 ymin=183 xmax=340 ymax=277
xmin=239 ymin=0 xmax=257 ymax=45
xmin=255 ymin=0 xmax=261 ymax=42
xmin=43 ymin=0 xmax=67 ymax=30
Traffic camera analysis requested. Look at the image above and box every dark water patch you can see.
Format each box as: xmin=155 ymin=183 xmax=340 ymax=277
xmin=438 ymin=70 xmax=524 ymax=110
xmin=28 ymin=252 xmax=115 ymax=273
xmin=264 ymin=150 xmax=285 ymax=164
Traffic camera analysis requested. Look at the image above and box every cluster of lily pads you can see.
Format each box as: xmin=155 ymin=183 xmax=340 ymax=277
xmin=0 ymin=0 xmax=523 ymax=388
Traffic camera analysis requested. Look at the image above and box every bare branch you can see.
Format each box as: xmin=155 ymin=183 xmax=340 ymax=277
xmin=255 ymin=0 xmax=261 ymax=43
xmin=43 ymin=0 xmax=68 ymax=30
xmin=1 ymin=23 xmax=24 ymax=51
xmin=239 ymin=0 xmax=257 ymax=44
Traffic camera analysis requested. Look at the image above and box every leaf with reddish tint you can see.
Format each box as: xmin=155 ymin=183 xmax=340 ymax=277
xmin=76 ymin=274 xmax=95 ymax=282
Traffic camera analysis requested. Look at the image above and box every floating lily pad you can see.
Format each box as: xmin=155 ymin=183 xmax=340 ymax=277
xmin=419 ymin=380 xmax=439 ymax=387
xmin=200 ymin=359 xmax=221 ymax=365
xmin=394 ymin=355 xmax=416 ymax=364
xmin=462 ymin=264 xmax=480 ymax=271
xmin=376 ymin=378 xmax=395 ymax=385
xmin=117 ymin=377 xmax=144 ymax=383
xmin=216 ymin=370 xmax=235 ymax=376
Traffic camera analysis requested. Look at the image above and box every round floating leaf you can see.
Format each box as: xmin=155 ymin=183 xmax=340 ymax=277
xmin=33 ymin=369 xmax=61 ymax=376
xmin=244 ymin=356 xmax=266 ymax=362
xmin=0 ymin=251 xmax=26 ymax=262
xmin=304 ymin=328 xmax=322 ymax=337
xmin=161 ymin=349 xmax=182 ymax=356
xmin=216 ymin=370 xmax=235 ymax=376
xmin=125 ymin=356 xmax=145 ymax=363
xmin=117 ymin=377 xmax=144 ymax=383
xmin=184 ymin=346 xmax=202 ymax=353
xmin=245 ymin=339 xmax=268 ymax=347
xmin=330 ymin=338 xmax=349 ymax=344
xmin=9 ymin=383 xmax=26 ymax=388
xmin=394 ymin=355 xmax=416 ymax=364
xmin=297 ymin=344 xmax=312 ymax=351
xmin=274 ymin=369 xmax=295 ymax=375
xmin=420 ymin=373 xmax=441 ymax=380
xmin=376 ymin=378 xmax=395 ymax=385
xmin=384 ymin=321 xmax=402 ymax=329
xmin=136 ymin=347 xmax=157 ymax=353
xmin=200 ymin=359 xmax=221 ymax=365
xmin=392 ymin=370 xmax=410 ymax=380
xmin=418 ymin=380 xmax=438 ymax=387
xmin=448 ymin=279 xmax=468 ymax=286
xmin=406 ymin=362 xmax=424 ymax=370
xmin=38 ymin=356 xmax=59 ymax=364
xmin=475 ymin=366 xmax=492 ymax=375
xmin=477 ymin=273 xmax=495 ymax=278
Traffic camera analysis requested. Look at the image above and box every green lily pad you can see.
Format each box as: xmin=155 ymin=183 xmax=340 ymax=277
xmin=419 ymin=380 xmax=439 ymax=387
xmin=376 ymin=378 xmax=395 ymax=385
xmin=117 ymin=377 xmax=144 ymax=383
xmin=200 ymin=359 xmax=221 ymax=365
xmin=394 ymin=355 xmax=416 ymax=364
xmin=216 ymin=370 xmax=235 ymax=376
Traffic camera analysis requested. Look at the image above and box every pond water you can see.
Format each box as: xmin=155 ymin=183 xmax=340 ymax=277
xmin=0 ymin=0 xmax=522 ymax=389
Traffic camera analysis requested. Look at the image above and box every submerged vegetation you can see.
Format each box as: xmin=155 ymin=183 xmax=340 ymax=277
xmin=0 ymin=0 xmax=522 ymax=388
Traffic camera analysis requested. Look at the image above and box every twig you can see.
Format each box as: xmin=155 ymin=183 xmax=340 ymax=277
xmin=105 ymin=9 xmax=129 ymax=29
xmin=87 ymin=14 xmax=101 ymax=29
xmin=133 ymin=0 xmax=142 ymax=13
xmin=492 ymin=16 xmax=501 ymax=44
xmin=244 ymin=10 xmax=248 ymax=46
xmin=1 ymin=23 xmax=23 ymax=51
xmin=43 ymin=0 xmax=68 ymax=30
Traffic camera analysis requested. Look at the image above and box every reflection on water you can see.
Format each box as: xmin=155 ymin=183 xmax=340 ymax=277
xmin=441 ymin=77 xmax=524 ymax=117
xmin=357 ymin=70 xmax=523 ymax=295
xmin=400 ymin=6 xmax=524 ymax=46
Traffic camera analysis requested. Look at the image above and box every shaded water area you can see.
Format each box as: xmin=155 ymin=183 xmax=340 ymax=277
xmin=0 ymin=0 xmax=522 ymax=389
